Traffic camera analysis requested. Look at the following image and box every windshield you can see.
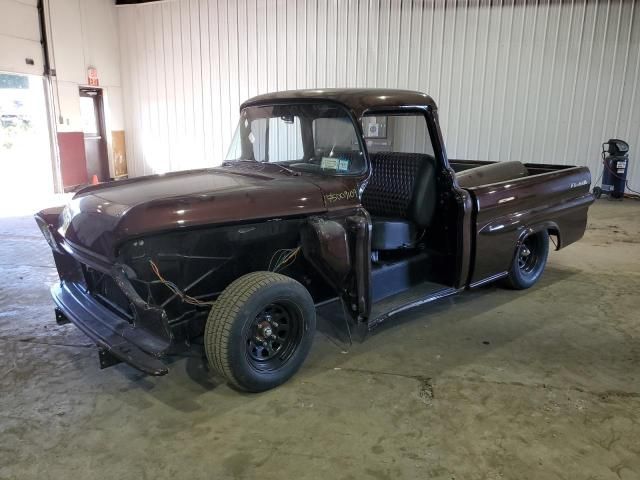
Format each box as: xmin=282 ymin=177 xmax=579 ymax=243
xmin=226 ymin=103 xmax=366 ymax=175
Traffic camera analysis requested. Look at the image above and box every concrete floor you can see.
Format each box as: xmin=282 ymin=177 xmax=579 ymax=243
xmin=0 ymin=201 xmax=639 ymax=479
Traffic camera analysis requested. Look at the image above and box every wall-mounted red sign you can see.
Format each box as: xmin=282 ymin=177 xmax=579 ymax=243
xmin=87 ymin=67 xmax=99 ymax=86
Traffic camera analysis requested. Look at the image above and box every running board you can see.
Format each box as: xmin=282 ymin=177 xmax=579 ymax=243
xmin=367 ymin=282 xmax=458 ymax=330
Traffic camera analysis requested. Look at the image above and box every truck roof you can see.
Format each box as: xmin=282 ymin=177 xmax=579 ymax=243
xmin=240 ymin=88 xmax=437 ymax=117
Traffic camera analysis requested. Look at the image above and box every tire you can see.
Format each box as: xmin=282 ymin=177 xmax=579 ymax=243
xmin=204 ymin=271 xmax=316 ymax=392
xmin=502 ymin=230 xmax=550 ymax=290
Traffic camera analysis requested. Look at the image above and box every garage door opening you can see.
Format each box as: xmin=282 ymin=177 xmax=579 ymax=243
xmin=0 ymin=72 xmax=60 ymax=217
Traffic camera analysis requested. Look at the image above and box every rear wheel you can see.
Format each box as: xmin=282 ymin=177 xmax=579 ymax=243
xmin=502 ymin=230 xmax=549 ymax=290
xmin=204 ymin=271 xmax=316 ymax=392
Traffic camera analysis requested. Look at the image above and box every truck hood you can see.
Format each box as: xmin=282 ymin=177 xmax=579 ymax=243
xmin=58 ymin=164 xmax=327 ymax=258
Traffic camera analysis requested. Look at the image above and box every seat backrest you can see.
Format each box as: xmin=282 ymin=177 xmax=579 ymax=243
xmin=362 ymin=152 xmax=437 ymax=227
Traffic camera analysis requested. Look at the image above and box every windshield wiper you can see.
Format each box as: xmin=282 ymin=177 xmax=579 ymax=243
xmin=222 ymin=160 xmax=300 ymax=176
xmin=272 ymin=163 xmax=300 ymax=176
xmin=222 ymin=159 xmax=259 ymax=166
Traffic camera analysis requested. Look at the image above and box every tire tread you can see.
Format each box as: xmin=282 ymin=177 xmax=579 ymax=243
xmin=204 ymin=271 xmax=301 ymax=390
xmin=502 ymin=230 xmax=549 ymax=290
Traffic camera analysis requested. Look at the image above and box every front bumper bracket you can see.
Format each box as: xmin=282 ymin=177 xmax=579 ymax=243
xmin=98 ymin=348 xmax=123 ymax=369
xmin=52 ymin=281 xmax=170 ymax=376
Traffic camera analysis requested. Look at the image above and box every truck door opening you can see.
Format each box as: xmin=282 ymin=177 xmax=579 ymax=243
xmin=361 ymin=112 xmax=458 ymax=310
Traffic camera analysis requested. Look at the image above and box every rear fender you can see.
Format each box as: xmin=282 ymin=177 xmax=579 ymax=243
xmin=468 ymin=167 xmax=593 ymax=284
xmin=516 ymin=220 xmax=560 ymax=250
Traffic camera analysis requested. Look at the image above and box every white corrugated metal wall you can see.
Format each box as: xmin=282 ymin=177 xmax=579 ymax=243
xmin=118 ymin=0 xmax=640 ymax=190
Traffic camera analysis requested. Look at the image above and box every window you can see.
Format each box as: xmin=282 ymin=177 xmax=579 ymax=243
xmin=79 ymin=96 xmax=99 ymax=135
xmin=226 ymin=104 xmax=366 ymax=175
xmin=363 ymin=113 xmax=434 ymax=156
xmin=268 ymin=116 xmax=303 ymax=162
xmin=312 ymin=117 xmax=360 ymax=153
xmin=227 ymin=116 xmax=302 ymax=162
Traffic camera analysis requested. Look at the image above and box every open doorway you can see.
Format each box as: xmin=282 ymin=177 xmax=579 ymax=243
xmin=0 ymin=72 xmax=61 ymax=216
xmin=79 ymin=88 xmax=110 ymax=183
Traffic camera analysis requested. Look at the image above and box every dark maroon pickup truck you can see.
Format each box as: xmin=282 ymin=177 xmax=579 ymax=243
xmin=36 ymin=89 xmax=593 ymax=392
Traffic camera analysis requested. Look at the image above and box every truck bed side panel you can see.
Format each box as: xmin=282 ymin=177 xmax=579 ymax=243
xmin=450 ymin=159 xmax=578 ymax=175
xmin=466 ymin=166 xmax=593 ymax=286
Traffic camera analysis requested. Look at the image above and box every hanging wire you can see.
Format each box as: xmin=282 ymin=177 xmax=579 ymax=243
xmin=148 ymin=259 xmax=215 ymax=306
xmin=148 ymin=247 xmax=301 ymax=307
xmin=267 ymin=246 xmax=301 ymax=272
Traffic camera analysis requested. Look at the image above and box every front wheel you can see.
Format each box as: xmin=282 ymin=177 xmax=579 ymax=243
xmin=502 ymin=230 xmax=549 ymax=290
xmin=204 ymin=271 xmax=316 ymax=392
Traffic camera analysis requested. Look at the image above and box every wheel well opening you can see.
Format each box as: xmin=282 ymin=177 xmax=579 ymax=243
xmin=547 ymin=228 xmax=560 ymax=250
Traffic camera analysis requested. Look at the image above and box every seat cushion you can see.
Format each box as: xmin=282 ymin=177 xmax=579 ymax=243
xmin=371 ymin=218 xmax=416 ymax=251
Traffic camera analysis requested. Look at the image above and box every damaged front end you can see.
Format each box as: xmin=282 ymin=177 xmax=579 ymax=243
xmin=36 ymin=207 xmax=321 ymax=375
xmin=36 ymin=207 xmax=179 ymax=374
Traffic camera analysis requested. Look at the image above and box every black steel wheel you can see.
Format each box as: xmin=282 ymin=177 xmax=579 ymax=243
xmin=204 ymin=272 xmax=316 ymax=392
xmin=502 ymin=230 xmax=549 ymax=290
xmin=245 ymin=301 xmax=304 ymax=371
xmin=517 ymin=238 xmax=539 ymax=273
